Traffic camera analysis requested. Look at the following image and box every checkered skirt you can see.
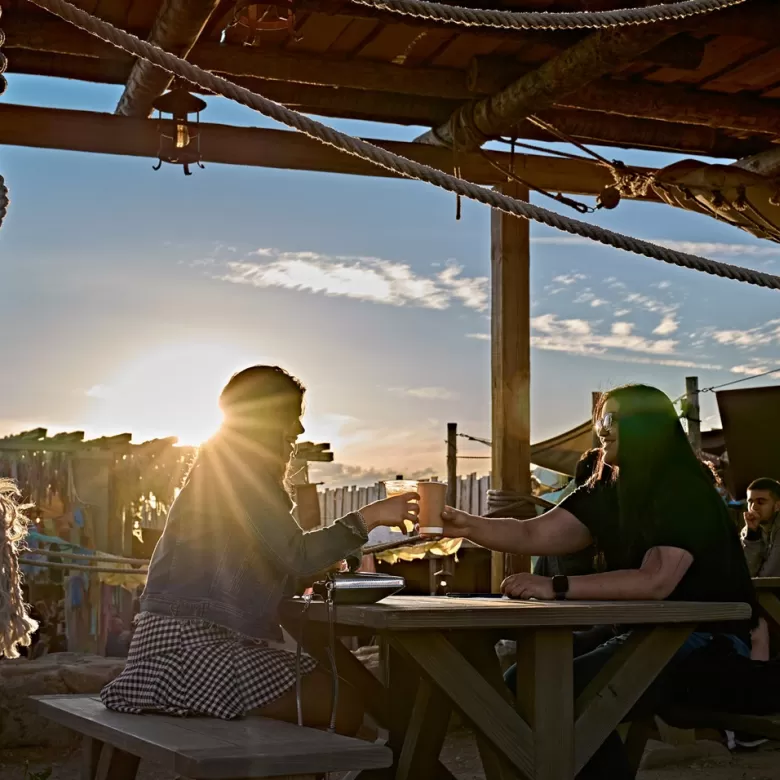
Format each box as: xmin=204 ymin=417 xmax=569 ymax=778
xmin=100 ymin=612 xmax=317 ymax=719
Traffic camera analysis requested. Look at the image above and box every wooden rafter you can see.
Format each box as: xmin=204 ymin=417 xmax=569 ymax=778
xmin=115 ymin=0 xmax=222 ymax=118
xmin=0 ymin=102 xmax=659 ymax=198
xmin=415 ymin=22 xmax=684 ymax=148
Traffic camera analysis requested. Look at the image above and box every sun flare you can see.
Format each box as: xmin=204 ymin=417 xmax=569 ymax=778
xmin=85 ymin=343 xmax=259 ymax=445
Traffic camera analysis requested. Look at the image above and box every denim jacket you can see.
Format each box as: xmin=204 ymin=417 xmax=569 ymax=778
xmin=140 ymin=461 xmax=368 ymax=641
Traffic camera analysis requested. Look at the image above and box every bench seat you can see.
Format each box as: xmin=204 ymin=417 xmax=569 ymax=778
xmin=663 ymin=706 xmax=780 ymax=739
xmin=31 ymin=694 xmax=392 ymax=779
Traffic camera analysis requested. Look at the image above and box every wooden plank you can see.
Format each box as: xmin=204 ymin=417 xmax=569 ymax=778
xmin=753 ymin=577 xmax=780 ymax=590
xmin=491 ymin=180 xmax=532 ymax=581
xmin=0 ymin=104 xmax=650 ymax=195
xmin=623 ymin=718 xmax=654 ymax=777
xmin=279 ymin=596 xmax=750 ymax=632
xmin=515 ymin=629 xmax=574 ymax=780
xmin=573 ymin=625 xmax=693 ymax=774
xmin=31 ymin=695 xmax=392 ymax=778
xmin=393 ymin=631 xmax=534 ymax=779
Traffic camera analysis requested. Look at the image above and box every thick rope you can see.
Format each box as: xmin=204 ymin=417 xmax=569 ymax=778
xmin=349 ymin=0 xmax=747 ymax=30
xmin=30 ymin=0 xmax=780 ymax=292
xmin=0 ymin=175 xmax=8 ymax=232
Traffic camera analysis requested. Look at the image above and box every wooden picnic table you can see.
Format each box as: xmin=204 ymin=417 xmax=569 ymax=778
xmin=280 ymin=595 xmax=750 ymax=780
xmin=753 ymin=577 xmax=780 ymax=631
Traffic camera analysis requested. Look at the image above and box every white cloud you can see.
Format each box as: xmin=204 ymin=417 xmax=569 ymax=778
xmin=466 ymin=333 xmax=491 ymax=341
xmin=531 ymin=313 xmax=676 ymax=356
xmin=552 ymin=273 xmax=587 ymax=286
xmin=729 ymin=362 xmax=779 ymax=376
xmin=590 ymin=298 xmax=607 ymax=307
xmin=653 ymin=240 xmax=780 ymax=260
xmin=86 ymin=385 xmax=110 ymax=399
xmin=653 ymin=314 xmax=679 ymax=336
xmin=710 ymin=320 xmax=780 ymax=349
xmin=211 ymin=249 xmax=488 ymax=312
xmin=614 ymin=309 xmax=631 ymax=317
xmin=390 ymin=386 xmax=458 ymax=401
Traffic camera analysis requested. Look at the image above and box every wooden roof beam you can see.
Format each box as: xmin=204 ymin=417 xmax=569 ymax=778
xmin=415 ymin=22 xmax=683 ymax=149
xmin=115 ymin=0 xmax=222 ymax=118
xmin=0 ymin=102 xmax=655 ymax=198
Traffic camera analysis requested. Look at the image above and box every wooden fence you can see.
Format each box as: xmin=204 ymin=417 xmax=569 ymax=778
xmin=318 ymin=474 xmax=491 ymax=523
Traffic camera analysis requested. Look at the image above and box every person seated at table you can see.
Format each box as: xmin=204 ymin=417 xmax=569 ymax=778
xmin=101 ymin=365 xmax=418 ymax=734
xmin=439 ymin=383 xmax=758 ymax=780
xmin=741 ymin=477 xmax=780 ymax=577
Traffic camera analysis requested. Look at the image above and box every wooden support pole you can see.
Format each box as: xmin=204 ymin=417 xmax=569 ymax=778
xmin=685 ymin=376 xmax=702 ymax=454
xmin=417 ymin=23 xmax=681 ymax=149
xmin=446 ymin=423 xmax=457 ymax=508
xmin=491 ymin=181 xmax=532 ymax=589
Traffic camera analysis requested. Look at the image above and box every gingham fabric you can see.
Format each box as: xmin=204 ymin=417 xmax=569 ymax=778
xmin=101 ymin=612 xmax=317 ymax=719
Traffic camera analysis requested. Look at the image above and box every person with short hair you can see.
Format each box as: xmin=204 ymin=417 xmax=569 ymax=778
xmin=741 ymin=478 xmax=780 ymax=577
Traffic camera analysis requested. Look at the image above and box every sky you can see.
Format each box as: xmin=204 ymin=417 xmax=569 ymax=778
xmin=0 ymin=73 xmax=778 ymax=486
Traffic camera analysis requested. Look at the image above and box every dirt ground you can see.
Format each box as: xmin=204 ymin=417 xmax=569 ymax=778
xmin=3 ymin=732 xmax=779 ymax=780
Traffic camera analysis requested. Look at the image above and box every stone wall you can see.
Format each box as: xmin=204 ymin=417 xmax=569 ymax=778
xmin=0 ymin=653 xmax=125 ymax=748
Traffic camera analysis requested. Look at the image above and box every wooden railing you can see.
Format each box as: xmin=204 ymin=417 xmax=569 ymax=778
xmin=318 ymin=473 xmax=491 ymax=523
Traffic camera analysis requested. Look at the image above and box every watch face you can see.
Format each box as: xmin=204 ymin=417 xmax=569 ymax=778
xmin=553 ymin=576 xmax=568 ymax=594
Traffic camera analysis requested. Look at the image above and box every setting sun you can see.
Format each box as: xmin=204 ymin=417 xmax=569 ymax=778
xmin=85 ymin=343 xmax=258 ymax=445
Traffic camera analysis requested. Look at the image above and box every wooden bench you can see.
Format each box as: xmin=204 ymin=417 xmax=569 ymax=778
xmin=663 ymin=707 xmax=780 ymax=740
xmin=31 ymin=694 xmax=392 ymax=780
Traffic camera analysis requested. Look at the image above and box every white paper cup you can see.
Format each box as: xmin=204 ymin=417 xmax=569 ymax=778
xmin=417 ymin=481 xmax=447 ymax=536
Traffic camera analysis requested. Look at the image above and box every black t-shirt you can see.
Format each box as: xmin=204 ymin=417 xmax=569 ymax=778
xmin=559 ymin=470 xmax=757 ymax=641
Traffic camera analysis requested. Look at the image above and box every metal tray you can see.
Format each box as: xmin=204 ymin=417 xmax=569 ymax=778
xmin=312 ymin=572 xmax=405 ymax=605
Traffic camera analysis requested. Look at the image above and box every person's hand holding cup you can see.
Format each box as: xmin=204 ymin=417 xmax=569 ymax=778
xmin=417 ymin=481 xmax=447 ymax=537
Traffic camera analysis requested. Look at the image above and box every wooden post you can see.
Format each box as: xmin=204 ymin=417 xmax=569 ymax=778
xmin=491 ymin=181 xmax=532 ymax=589
xmin=685 ymin=376 xmax=702 ymax=453
xmin=447 ymin=423 xmax=458 ymax=507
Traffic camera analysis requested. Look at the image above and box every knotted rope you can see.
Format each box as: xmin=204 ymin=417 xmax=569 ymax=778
xmin=30 ymin=0 xmax=780 ymax=292
xmin=0 ymin=480 xmax=39 ymax=659
xmin=349 ymin=0 xmax=747 ymax=31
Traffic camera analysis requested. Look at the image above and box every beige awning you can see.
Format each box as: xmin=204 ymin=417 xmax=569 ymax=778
xmin=530 ymin=421 xmax=593 ymax=477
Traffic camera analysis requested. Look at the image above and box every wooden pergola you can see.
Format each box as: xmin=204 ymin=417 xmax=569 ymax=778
xmin=2 ymin=0 xmax=779 ymax=586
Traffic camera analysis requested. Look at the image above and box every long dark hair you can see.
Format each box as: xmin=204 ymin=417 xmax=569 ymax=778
xmin=593 ymin=384 xmax=715 ymax=556
xmin=185 ymin=366 xmax=305 ymax=510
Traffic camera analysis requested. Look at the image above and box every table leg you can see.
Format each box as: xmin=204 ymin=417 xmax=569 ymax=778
xmin=758 ymin=591 xmax=780 ymax=631
xmin=515 ymin=628 xmax=574 ymax=780
xmin=392 ymin=631 xmax=534 ymax=780
xmin=456 ymin=635 xmax=527 ymax=780
xmin=573 ymin=625 xmax=693 ymax=774
xmin=94 ymin=744 xmax=140 ymax=780
xmin=81 ymin=736 xmax=103 ymax=780
xmin=396 ymin=677 xmax=452 ymax=780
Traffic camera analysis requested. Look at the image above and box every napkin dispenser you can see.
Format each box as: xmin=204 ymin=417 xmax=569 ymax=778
xmin=311 ymin=572 xmax=404 ymax=605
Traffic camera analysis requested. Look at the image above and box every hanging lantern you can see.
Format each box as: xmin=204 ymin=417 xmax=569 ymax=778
xmin=151 ymin=88 xmax=207 ymax=176
xmin=227 ymin=1 xmax=298 ymax=45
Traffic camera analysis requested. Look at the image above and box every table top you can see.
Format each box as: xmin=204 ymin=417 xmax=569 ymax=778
xmin=753 ymin=577 xmax=780 ymax=590
xmin=280 ymin=595 xmax=751 ymax=631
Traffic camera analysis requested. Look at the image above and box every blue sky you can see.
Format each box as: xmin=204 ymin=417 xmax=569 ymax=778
xmin=1 ymin=73 xmax=778 ymax=485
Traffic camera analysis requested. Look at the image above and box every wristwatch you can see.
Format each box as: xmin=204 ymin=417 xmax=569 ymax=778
xmin=552 ymin=575 xmax=569 ymax=601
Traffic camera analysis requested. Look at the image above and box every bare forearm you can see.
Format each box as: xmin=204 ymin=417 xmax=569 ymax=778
xmin=464 ymin=515 xmax=534 ymax=555
xmin=567 ymin=569 xmax=666 ymax=601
